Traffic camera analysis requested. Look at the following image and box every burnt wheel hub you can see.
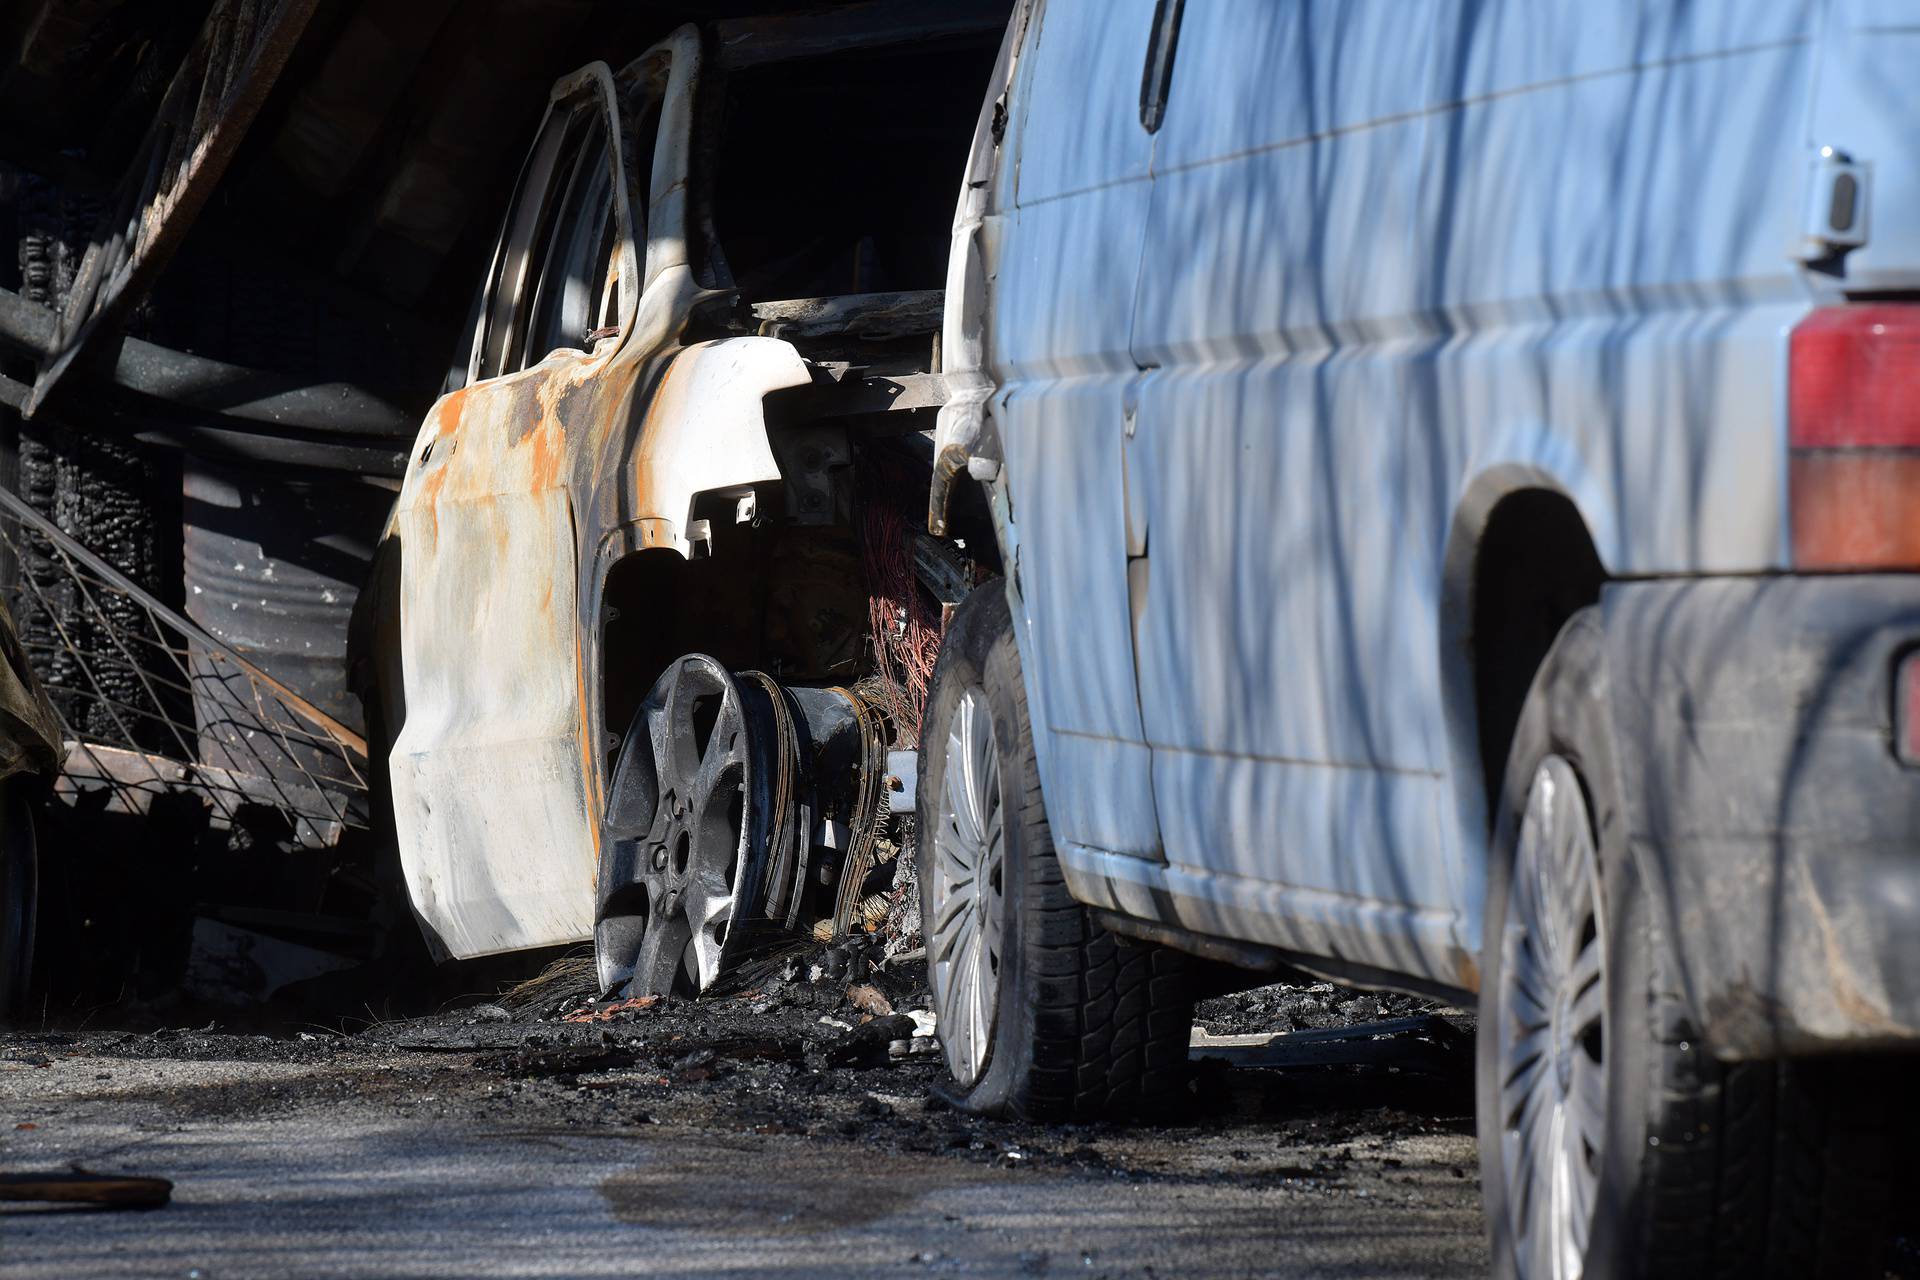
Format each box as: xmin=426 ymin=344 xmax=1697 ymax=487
xmin=594 ymin=655 xmax=766 ymax=997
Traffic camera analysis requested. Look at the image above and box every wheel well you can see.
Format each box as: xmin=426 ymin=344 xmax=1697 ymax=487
xmin=596 ymin=458 xmax=1000 ymax=759
xmin=598 ymin=524 xmax=872 ymax=753
xmin=940 ymin=470 xmax=1003 ymax=577
xmin=1468 ymin=489 xmax=1606 ymax=815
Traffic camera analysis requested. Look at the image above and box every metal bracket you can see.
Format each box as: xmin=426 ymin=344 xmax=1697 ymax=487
xmin=1794 ymin=145 xmax=1871 ymax=264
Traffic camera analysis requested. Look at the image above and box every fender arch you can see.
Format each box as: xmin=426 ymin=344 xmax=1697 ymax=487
xmin=1438 ymin=466 xmax=1609 ymax=961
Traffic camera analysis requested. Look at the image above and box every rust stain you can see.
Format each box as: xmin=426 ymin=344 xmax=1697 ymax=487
xmin=526 ymin=415 xmax=566 ymax=492
xmin=529 ymin=362 xmax=575 ymax=433
xmin=410 ymin=375 xmax=582 ymax=522
xmin=1801 ymin=868 xmax=1906 ymax=1038
xmin=410 ymin=389 xmax=476 ymax=548
xmin=593 ymin=347 xmax=648 ymax=428
xmin=573 ymin=617 xmax=603 ymax=871
xmin=927 ymin=443 xmax=969 ymax=537
xmin=437 ymin=387 xmax=469 ymax=438
xmin=618 ymin=358 xmax=676 ymax=514
xmin=416 ymin=455 xmax=449 ymax=549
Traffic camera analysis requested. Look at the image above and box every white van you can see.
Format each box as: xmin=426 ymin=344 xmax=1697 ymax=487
xmin=917 ymin=2 xmax=1920 ymax=1275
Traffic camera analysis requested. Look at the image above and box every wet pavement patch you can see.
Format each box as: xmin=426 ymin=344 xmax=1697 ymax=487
xmin=597 ymin=1137 xmax=990 ymax=1236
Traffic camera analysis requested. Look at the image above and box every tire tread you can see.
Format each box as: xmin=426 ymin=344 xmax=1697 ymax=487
xmin=923 ymin=584 xmax=1194 ymax=1124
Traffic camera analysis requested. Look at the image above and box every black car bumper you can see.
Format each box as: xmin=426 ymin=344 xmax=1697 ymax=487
xmin=1602 ymin=576 xmax=1920 ymax=1060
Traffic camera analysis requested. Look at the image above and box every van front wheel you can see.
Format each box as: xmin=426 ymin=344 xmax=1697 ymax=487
xmin=918 ymin=582 xmax=1192 ymax=1121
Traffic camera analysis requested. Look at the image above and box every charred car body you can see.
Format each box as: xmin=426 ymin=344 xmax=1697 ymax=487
xmin=0 ymin=0 xmax=1005 ymax=1012
xmin=355 ymin=21 xmax=994 ymax=988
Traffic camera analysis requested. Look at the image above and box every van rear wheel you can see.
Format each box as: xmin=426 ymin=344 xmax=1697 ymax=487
xmin=918 ymin=582 xmax=1192 ymax=1121
xmin=1480 ymin=608 xmax=1912 ymax=1279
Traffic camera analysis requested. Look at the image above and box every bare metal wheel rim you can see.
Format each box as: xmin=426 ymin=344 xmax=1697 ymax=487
xmin=597 ymin=655 xmax=759 ymax=998
xmin=1500 ymin=754 xmax=1609 ymax=1280
xmin=929 ymin=685 xmax=1005 ymax=1088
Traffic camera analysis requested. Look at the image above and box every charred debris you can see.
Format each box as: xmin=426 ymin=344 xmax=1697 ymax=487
xmin=0 ymin=0 xmax=1008 ymax=1022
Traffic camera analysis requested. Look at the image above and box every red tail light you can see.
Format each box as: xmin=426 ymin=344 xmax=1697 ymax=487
xmin=1789 ymin=304 xmax=1920 ymax=569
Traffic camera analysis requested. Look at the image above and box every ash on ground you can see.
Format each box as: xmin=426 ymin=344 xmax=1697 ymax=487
xmin=1195 ymin=981 xmax=1439 ymax=1038
xmin=6 ymin=937 xmax=1481 ymax=1187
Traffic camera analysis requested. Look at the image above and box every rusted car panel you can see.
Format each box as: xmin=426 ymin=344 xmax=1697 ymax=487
xmin=386 ymin=339 xmax=808 ymax=957
xmin=599 ymin=339 xmax=810 ymax=560
xmin=375 ymin=28 xmax=817 ymax=958
xmin=389 ymin=469 xmax=590 ymax=956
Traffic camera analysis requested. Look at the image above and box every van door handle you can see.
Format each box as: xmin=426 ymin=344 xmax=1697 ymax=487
xmin=1138 ymin=0 xmax=1186 ymax=134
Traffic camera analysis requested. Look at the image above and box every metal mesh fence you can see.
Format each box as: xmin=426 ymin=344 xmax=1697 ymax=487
xmin=0 ymin=483 xmax=368 ymax=847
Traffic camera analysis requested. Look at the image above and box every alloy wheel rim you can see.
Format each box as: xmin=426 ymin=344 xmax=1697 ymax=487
xmin=928 ymin=685 xmax=1005 ymax=1087
xmin=597 ymin=655 xmax=757 ymax=997
xmin=1500 ymin=754 xmax=1609 ymax=1280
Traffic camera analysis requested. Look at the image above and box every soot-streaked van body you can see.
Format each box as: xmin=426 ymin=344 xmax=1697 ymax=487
xmin=917 ymin=4 xmax=1920 ymax=1274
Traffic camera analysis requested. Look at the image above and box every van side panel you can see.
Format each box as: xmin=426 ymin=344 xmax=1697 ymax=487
xmin=1419 ymin=0 xmax=1817 ymax=575
xmin=1043 ymin=0 xmax=1825 ymax=985
xmin=1417 ymin=3 xmax=1821 ymax=959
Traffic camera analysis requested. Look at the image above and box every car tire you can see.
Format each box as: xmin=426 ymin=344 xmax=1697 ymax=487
xmin=1478 ymin=607 xmax=1913 ymax=1279
xmin=0 ymin=776 xmax=40 ymax=1026
xmin=917 ymin=581 xmax=1192 ymax=1122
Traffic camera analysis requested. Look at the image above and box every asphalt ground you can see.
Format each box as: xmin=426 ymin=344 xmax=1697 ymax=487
xmin=1 ymin=969 xmax=1490 ymax=1279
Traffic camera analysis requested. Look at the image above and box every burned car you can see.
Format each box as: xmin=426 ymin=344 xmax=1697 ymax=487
xmin=354 ymin=18 xmax=1002 ymax=994
xmin=0 ymin=1 xmax=1006 ymax=1019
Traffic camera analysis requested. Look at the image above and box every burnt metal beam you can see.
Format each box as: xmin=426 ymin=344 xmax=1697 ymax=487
xmin=765 ymin=364 xmax=946 ymax=434
xmin=0 ymin=286 xmax=54 ymax=358
xmin=124 ymin=423 xmax=409 ymax=477
xmin=808 ymin=365 xmax=947 ymax=413
xmin=713 ymin=0 xmax=1011 ymax=68
xmin=25 ymin=0 xmax=320 ymax=416
xmin=110 ymin=340 xmax=414 ymax=438
xmin=0 ymin=284 xmax=414 ymax=447
xmin=750 ymin=289 xmax=944 ymax=342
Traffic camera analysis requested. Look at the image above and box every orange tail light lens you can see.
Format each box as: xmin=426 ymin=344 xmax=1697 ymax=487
xmin=1789 ymin=304 xmax=1920 ymax=569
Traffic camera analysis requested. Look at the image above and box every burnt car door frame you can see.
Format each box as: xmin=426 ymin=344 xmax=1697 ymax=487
xmin=466 ymin=62 xmax=647 ymax=384
xmin=375 ymin=26 xmax=821 ymax=960
xmin=377 ymin=35 xmax=695 ymax=959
